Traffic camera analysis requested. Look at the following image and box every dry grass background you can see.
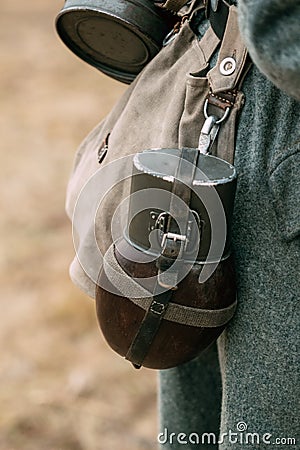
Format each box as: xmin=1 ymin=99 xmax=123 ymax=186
xmin=0 ymin=1 xmax=157 ymax=449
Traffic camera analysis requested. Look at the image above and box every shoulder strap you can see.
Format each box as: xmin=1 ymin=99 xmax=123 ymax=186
xmin=208 ymin=5 xmax=249 ymax=93
xmin=206 ymin=0 xmax=230 ymax=39
xmin=200 ymin=5 xmax=252 ymax=163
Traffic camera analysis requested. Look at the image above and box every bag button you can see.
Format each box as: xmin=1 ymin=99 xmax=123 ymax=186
xmin=220 ymin=57 xmax=236 ymax=76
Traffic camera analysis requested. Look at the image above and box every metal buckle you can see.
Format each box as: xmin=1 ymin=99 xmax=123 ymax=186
xmin=161 ymin=232 xmax=187 ymax=260
xmin=149 ymin=300 xmax=166 ymax=315
xmin=161 ymin=232 xmax=187 ymax=248
xmin=150 ymin=210 xmax=201 ymax=256
xmin=203 ymin=98 xmax=230 ymax=124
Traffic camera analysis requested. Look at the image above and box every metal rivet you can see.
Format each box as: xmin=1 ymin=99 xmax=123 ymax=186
xmin=219 ymin=57 xmax=236 ymax=76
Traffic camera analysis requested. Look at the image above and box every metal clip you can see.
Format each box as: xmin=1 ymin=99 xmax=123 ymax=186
xmin=198 ymin=99 xmax=231 ymax=154
xmin=162 ymin=28 xmax=178 ymax=47
xmin=198 ymin=115 xmax=220 ymax=154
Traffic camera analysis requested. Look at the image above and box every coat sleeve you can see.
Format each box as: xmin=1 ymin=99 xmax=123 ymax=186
xmin=237 ymin=0 xmax=300 ymax=100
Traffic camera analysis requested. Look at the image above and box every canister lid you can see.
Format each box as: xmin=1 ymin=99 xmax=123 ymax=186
xmin=127 ymin=148 xmax=237 ymax=263
xmin=56 ymin=1 xmax=172 ymax=83
xmin=133 ymin=148 xmax=237 ymax=185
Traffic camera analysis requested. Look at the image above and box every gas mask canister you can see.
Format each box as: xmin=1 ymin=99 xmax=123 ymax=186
xmin=55 ymin=0 xmax=184 ymax=83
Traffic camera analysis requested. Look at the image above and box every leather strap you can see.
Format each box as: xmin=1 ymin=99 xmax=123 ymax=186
xmin=207 ymin=6 xmax=249 ymax=93
xmin=103 ymin=244 xmax=237 ymax=328
xmin=125 ymin=287 xmax=173 ymax=368
xmin=204 ymin=5 xmax=252 ymax=162
xmin=125 ymin=148 xmax=199 ymax=368
xmin=206 ymin=0 xmax=230 ymax=40
xmin=156 ymin=148 xmax=199 ymax=287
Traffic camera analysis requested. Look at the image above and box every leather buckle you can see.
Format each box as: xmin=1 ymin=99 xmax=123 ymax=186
xmin=161 ymin=232 xmax=187 ymax=259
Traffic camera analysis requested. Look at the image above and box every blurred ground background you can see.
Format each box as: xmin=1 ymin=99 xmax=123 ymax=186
xmin=0 ymin=1 xmax=157 ymax=449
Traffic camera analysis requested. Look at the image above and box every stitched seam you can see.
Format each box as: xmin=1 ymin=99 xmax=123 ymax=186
xmin=209 ymin=91 xmax=237 ymax=106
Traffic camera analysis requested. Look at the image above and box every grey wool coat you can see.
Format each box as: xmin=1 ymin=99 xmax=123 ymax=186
xmin=159 ymin=1 xmax=300 ymax=449
xmin=65 ymin=0 xmax=300 ymax=448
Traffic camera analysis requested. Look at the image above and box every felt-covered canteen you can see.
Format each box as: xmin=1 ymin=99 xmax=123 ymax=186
xmin=95 ymin=148 xmax=238 ymax=369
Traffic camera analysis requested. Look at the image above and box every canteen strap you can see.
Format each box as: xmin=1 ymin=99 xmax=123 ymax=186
xmin=125 ymin=148 xmax=198 ymax=368
xmin=103 ymin=244 xmax=237 ymax=328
